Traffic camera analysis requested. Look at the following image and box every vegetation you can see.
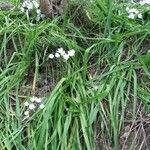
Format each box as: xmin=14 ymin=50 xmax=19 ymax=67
xmin=0 ymin=0 xmax=150 ymax=149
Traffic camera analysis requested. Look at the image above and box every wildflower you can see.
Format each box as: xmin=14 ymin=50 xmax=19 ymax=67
xmin=29 ymin=103 xmax=36 ymax=110
xmin=32 ymin=0 xmax=39 ymax=8
xmin=35 ymin=97 xmax=42 ymax=103
xmin=24 ymin=110 xmax=29 ymax=116
xmin=49 ymin=48 xmax=76 ymax=61
xmin=20 ymin=7 xmax=25 ymax=12
xmin=145 ymin=0 xmax=150 ymax=4
xmin=140 ymin=1 xmax=145 ymax=5
xmin=39 ymin=104 xmax=45 ymax=109
xmin=128 ymin=8 xmax=139 ymax=14
xmin=21 ymin=0 xmax=45 ymax=21
xmin=24 ymin=101 xmax=29 ymax=106
xmin=126 ymin=7 xmax=142 ymax=19
xmin=68 ymin=49 xmax=75 ymax=57
xmin=40 ymin=14 xmax=45 ymax=18
xmin=137 ymin=13 xmax=142 ymax=19
xmin=26 ymin=2 xmax=33 ymax=10
xmin=57 ymin=48 xmax=65 ymax=55
xmin=36 ymin=15 xmax=41 ymax=21
xmin=139 ymin=0 xmax=150 ymax=5
xmin=22 ymin=1 xmax=28 ymax=8
xmin=30 ymin=96 xmax=36 ymax=102
xmin=36 ymin=9 xmax=41 ymax=14
xmin=48 ymin=54 xmax=54 ymax=59
xmin=62 ymin=53 xmax=69 ymax=60
xmin=126 ymin=7 xmax=129 ymax=12
xmin=55 ymin=52 xmax=60 ymax=58
xmin=128 ymin=13 xmax=135 ymax=19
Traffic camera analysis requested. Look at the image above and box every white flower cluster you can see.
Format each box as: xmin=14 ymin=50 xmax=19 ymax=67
xmin=48 ymin=48 xmax=75 ymax=61
xmin=139 ymin=0 xmax=150 ymax=5
xmin=20 ymin=0 xmax=45 ymax=21
xmin=23 ymin=96 xmax=45 ymax=119
xmin=126 ymin=7 xmax=142 ymax=19
xmin=125 ymin=0 xmax=150 ymax=20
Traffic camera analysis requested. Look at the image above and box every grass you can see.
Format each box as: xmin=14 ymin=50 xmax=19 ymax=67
xmin=0 ymin=0 xmax=150 ymax=149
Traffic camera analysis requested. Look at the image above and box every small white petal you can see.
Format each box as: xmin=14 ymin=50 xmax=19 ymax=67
xmin=139 ymin=0 xmax=150 ymax=5
xmin=55 ymin=52 xmax=60 ymax=58
xmin=36 ymin=16 xmax=41 ymax=21
xmin=32 ymin=1 xmax=39 ymax=8
xmin=39 ymin=104 xmax=45 ymax=109
xmin=57 ymin=47 xmax=64 ymax=52
xmin=35 ymin=97 xmax=42 ymax=103
xmin=22 ymin=2 xmax=27 ymax=8
xmin=139 ymin=0 xmax=144 ymax=4
xmin=24 ymin=101 xmax=29 ymax=106
xmin=126 ymin=7 xmax=129 ymax=11
xmin=62 ymin=54 xmax=69 ymax=60
xmin=30 ymin=96 xmax=36 ymax=102
xmin=68 ymin=49 xmax=75 ymax=57
xmin=40 ymin=14 xmax=45 ymax=18
xmin=128 ymin=13 xmax=135 ymax=19
xmin=24 ymin=110 xmax=29 ymax=116
xmin=128 ymin=8 xmax=139 ymax=14
xmin=36 ymin=9 xmax=41 ymax=14
xmin=57 ymin=48 xmax=65 ymax=55
xmin=139 ymin=1 xmax=144 ymax=5
xmin=48 ymin=54 xmax=54 ymax=59
xmin=138 ymin=13 xmax=142 ymax=19
xmin=26 ymin=2 xmax=33 ymax=10
xmin=29 ymin=103 xmax=36 ymax=110
xmin=20 ymin=7 xmax=25 ymax=12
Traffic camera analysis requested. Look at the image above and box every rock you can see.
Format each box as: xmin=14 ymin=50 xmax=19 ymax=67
xmin=0 ymin=2 xmax=15 ymax=10
xmin=39 ymin=0 xmax=66 ymax=18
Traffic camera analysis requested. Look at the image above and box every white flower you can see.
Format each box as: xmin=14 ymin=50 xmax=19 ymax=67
xmin=55 ymin=52 xmax=60 ymax=58
xmin=138 ymin=13 xmax=142 ymax=19
xmin=22 ymin=1 xmax=28 ymax=8
xmin=62 ymin=53 xmax=69 ymax=60
xmin=57 ymin=48 xmax=65 ymax=55
xmin=48 ymin=54 xmax=54 ymax=59
xmin=24 ymin=110 xmax=29 ymax=116
xmin=40 ymin=14 xmax=45 ymax=18
xmin=20 ymin=7 xmax=25 ymax=12
xmin=128 ymin=8 xmax=139 ymax=14
xmin=29 ymin=103 xmax=36 ymax=110
xmin=126 ymin=6 xmax=143 ymax=20
xmin=35 ymin=97 xmax=42 ymax=103
xmin=128 ymin=13 xmax=135 ymax=19
xmin=26 ymin=2 xmax=33 ymax=10
xmin=36 ymin=16 xmax=41 ymax=21
xmin=145 ymin=0 xmax=150 ymax=4
xmin=68 ymin=49 xmax=75 ymax=57
xmin=22 ymin=1 xmax=33 ymax=10
xmin=39 ymin=104 xmax=45 ymax=109
xmin=139 ymin=0 xmax=150 ymax=5
xmin=30 ymin=96 xmax=36 ymax=102
xmin=126 ymin=7 xmax=129 ymax=11
xmin=32 ymin=0 xmax=39 ymax=8
xmin=36 ymin=9 xmax=41 ymax=14
xmin=24 ymin=101 xmax=29 ymax=106
xmin=139 ymin=1 xmax=145 ymax=5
